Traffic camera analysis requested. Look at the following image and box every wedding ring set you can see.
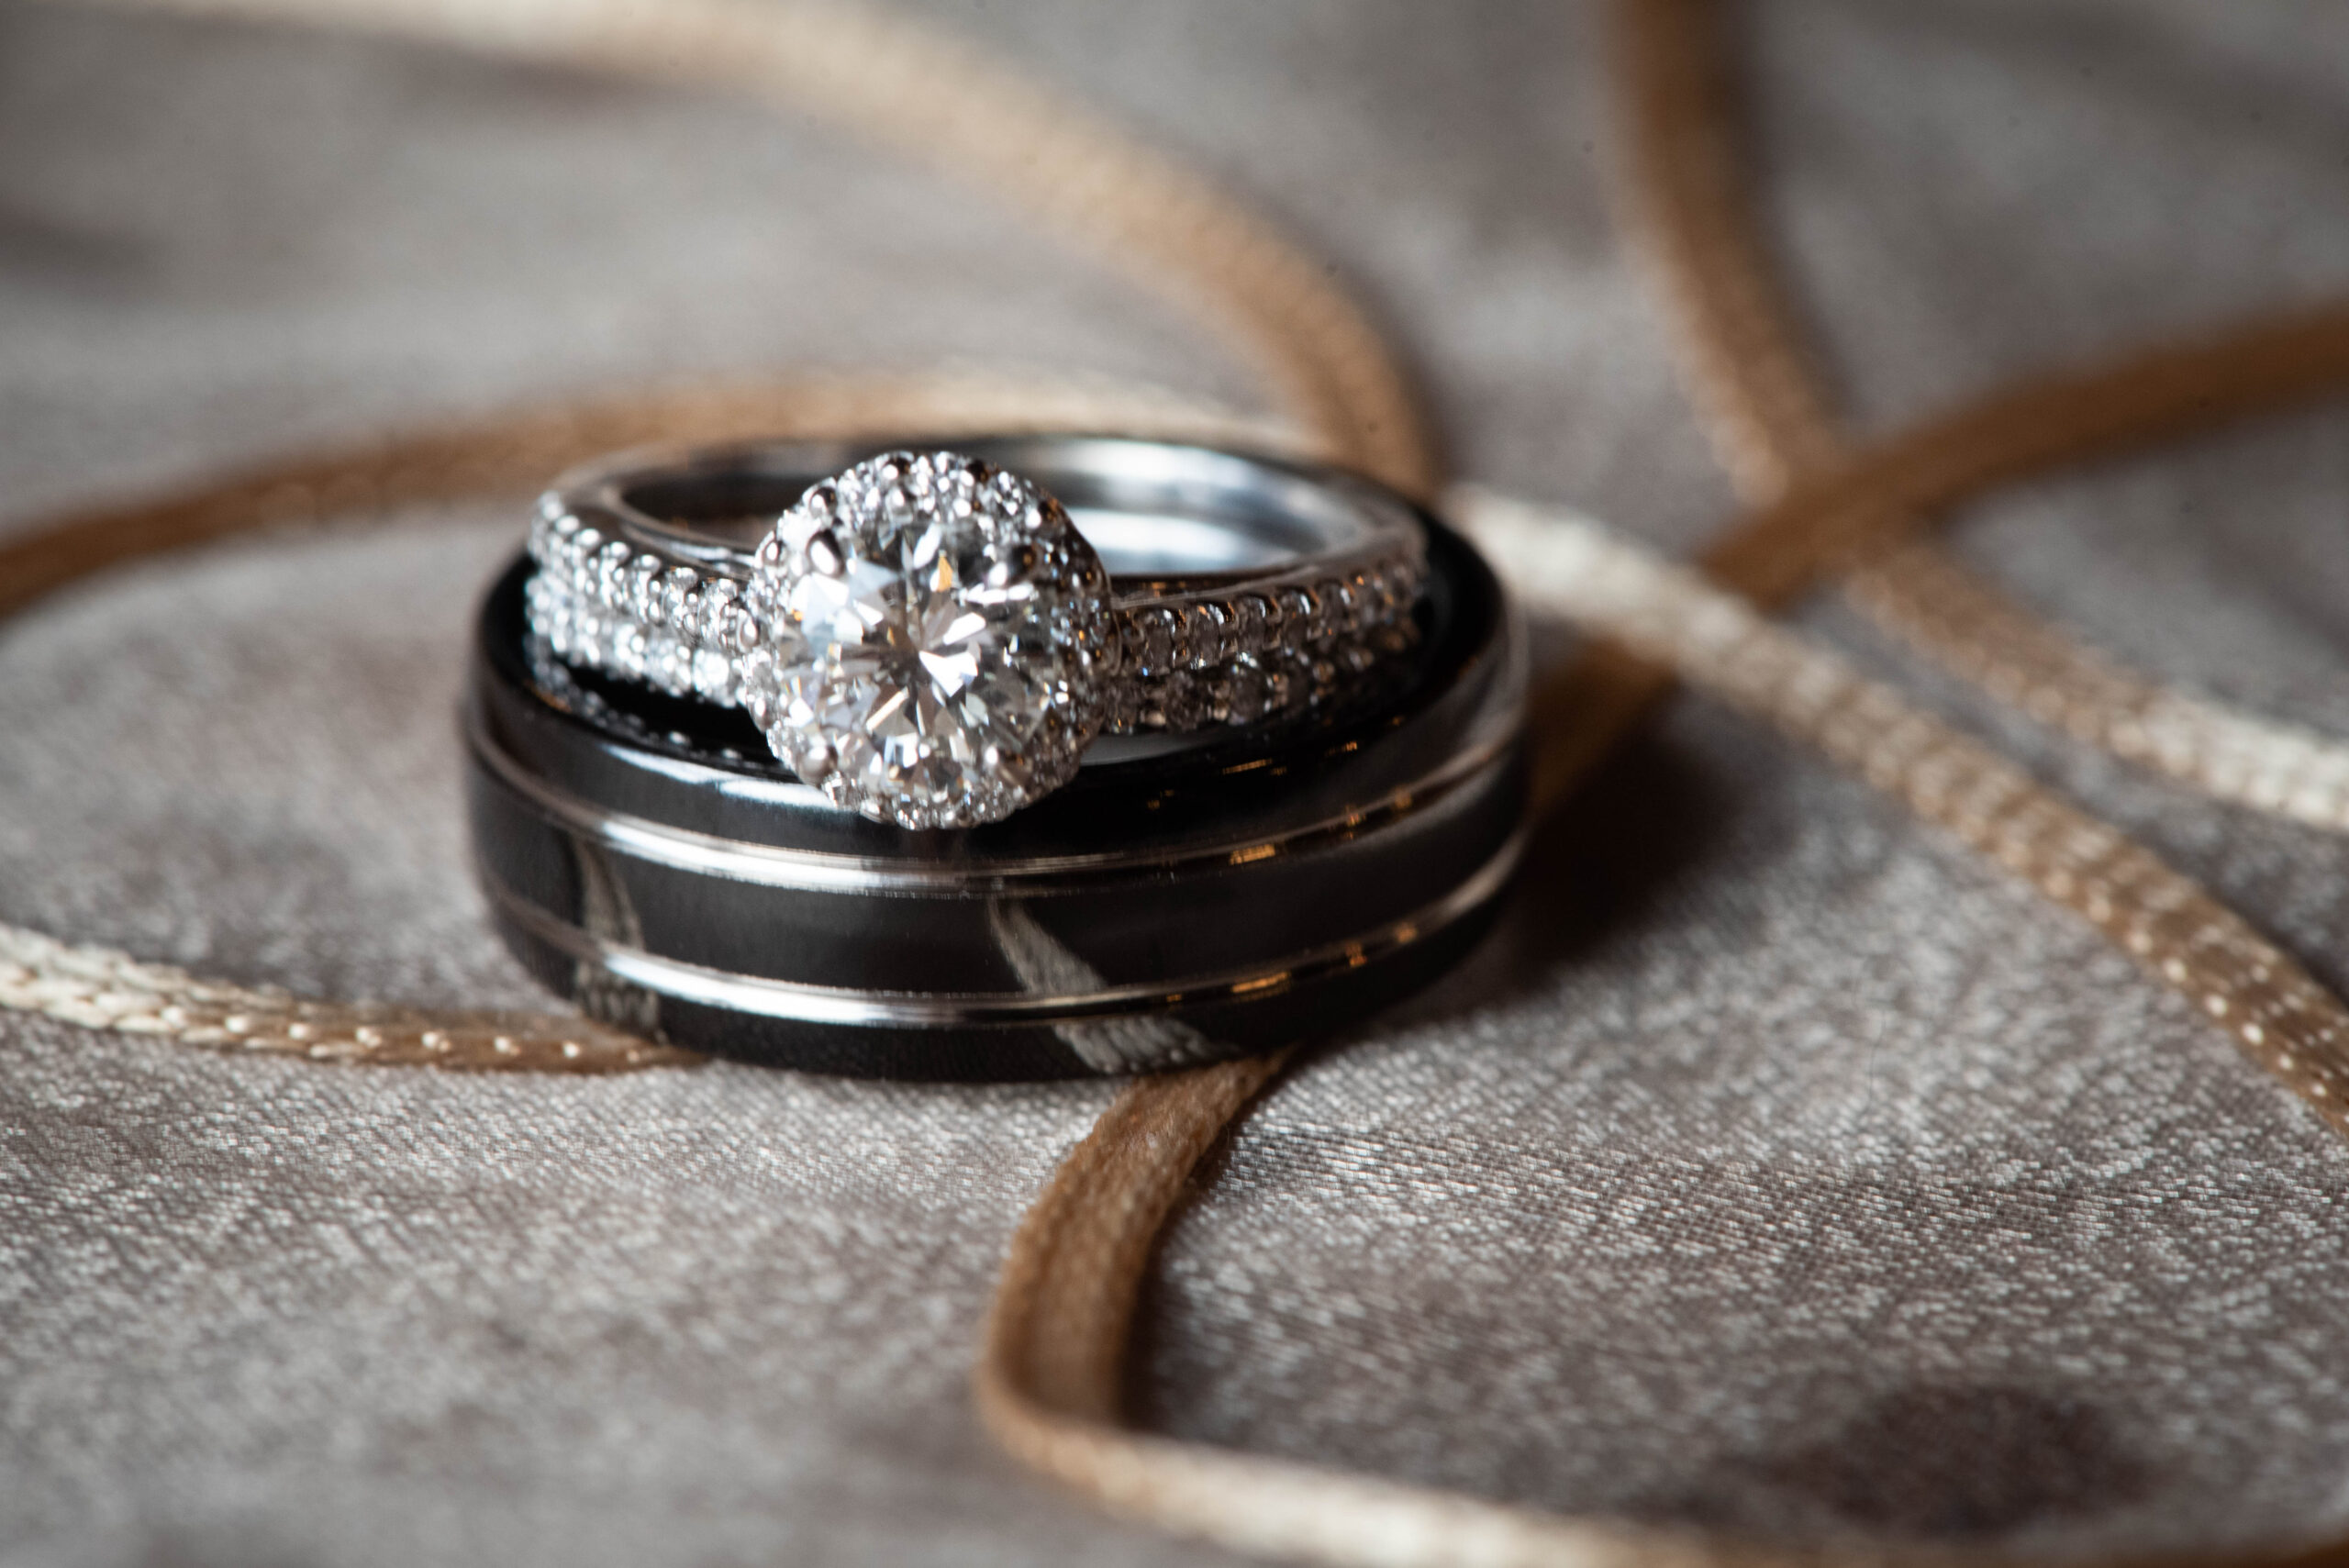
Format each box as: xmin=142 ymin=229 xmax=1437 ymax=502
xmin=472 ymin=436 xmax=1526 ymax=1076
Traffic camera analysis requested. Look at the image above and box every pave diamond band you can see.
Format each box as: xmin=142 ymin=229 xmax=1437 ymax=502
xmin=523 ymin=437 xmax=1428 ymax=828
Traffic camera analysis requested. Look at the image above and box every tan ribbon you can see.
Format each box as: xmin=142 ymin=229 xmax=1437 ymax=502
xmin=1609 ymin=0 xmax=2349 ymax=832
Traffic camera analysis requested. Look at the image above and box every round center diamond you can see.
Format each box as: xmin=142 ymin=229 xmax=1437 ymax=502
xmin=740 ymin=451 xmax=1117 ymax=829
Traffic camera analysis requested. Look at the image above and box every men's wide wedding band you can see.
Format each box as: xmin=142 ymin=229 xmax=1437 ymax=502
xmin=522 ymin=436 xmax=1429 ymax=829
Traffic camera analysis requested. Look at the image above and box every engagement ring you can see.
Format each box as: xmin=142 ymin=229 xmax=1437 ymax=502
xmin=523 ymin=437 xmax=1427 ymax=828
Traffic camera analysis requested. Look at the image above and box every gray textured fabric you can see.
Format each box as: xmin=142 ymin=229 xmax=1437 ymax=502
xmin=5 ymin=1 xmax=2349 ymax=1562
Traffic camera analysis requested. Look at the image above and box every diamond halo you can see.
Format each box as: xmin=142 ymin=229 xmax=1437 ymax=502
xmin=735 ymin=451 xmax=1119 ymax=829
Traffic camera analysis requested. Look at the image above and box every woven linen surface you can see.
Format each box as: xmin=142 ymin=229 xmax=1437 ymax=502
xmin=6 ymin=1 xmax=2349 ymax=1562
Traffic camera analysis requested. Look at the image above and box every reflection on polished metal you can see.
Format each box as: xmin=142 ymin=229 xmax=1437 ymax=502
xmin=523 ymin=438 xmax=1427 ymax=828
xmin=465 ymin=692 xmax=1516 ymax=898
xmin=483 ymin=828 xmax=1524 ymax=1033
xmin=472 ymin=515 xmax=1523 ymax=1079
